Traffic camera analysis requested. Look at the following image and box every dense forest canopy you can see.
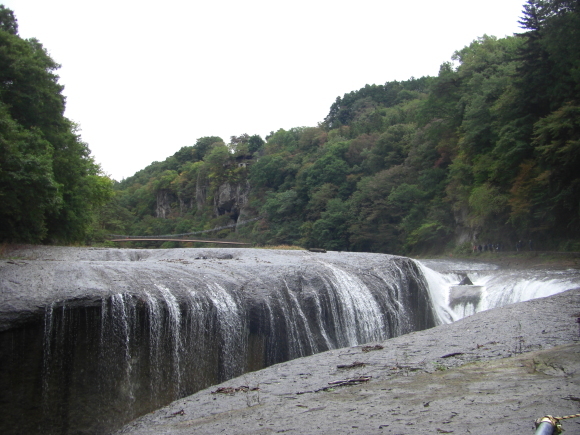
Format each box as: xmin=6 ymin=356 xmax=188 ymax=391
xmin=2 ymin=0 xmax=579 ymax=253
xmin=0 ymin=5 xmax=113 ymax=244
xmin=100 ymin=0 xmax=579 ymax=254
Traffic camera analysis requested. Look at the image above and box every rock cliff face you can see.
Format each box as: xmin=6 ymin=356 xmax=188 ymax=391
xmin=213 ymin=180 xmax=250 ymax=221
xmin=155 ymin=189 xmax=174 ymax=218
xmin=154 ymin=173 xmax=249 ymax=224
xmin=0 ymin=247 xmax=436 ymax=435
xmin=194 ymin=170 xmax=209 ymax=211
xmin=453 ymin=205 xmax=475 ymax=245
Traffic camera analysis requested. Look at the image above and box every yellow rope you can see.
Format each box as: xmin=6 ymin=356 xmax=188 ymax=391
xmin=555 ymin=413 xmax=580 ymax=421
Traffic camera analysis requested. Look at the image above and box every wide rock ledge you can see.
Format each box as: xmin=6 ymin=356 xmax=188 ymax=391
xmin=0 ymin=246 xmax=435 ymax=435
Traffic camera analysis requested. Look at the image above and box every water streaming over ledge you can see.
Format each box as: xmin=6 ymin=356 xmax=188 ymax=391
xmin=33 ymin=263 xmax=430 ymax=434
xmin=419 ymin=259 xmax=580 ymax=321
xmin=0 ymin=249 xmax=437 ymax=434
xmin=4 ymin=249 xmax=576 ymax=434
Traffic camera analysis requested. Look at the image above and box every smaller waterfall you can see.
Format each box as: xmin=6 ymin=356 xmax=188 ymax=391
xmin=110 ymin=294 xmax=134 ymax=404
xmin=420 ymin=259 xmax=580 ymax=320
xmin=41 ymin=302 xmax=55 ymax=414
xmin=475 ymin=271 xmax=579 ymax=309
xmin=416 ymin=262 xmax=460 ymax=323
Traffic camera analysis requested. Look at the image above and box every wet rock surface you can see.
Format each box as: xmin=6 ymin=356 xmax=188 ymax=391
xmin=0 ymin=246 xmax=427 ymax=332
xmin=116 ymin=289 xmax=580 ymax=435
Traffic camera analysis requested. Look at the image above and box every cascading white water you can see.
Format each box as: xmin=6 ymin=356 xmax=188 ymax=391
xmin=14 ymin=247 xmax=580 ymax=435
xmin=41 ymin=302 xmax=55 ymax=413
xmin=155 ymin=284 xmax=183 ymax=393
xmin=281 ymin=279 xmax=319 ymax=357
xmin=144 ymin=290 xmax=163 ymax=398
xmin=308 ymin=287 xmax=333 ymax=350
xmin=376 ymin=262 xmax=416 ymax=336
xmin=321 ymin=263 xmax=385 ymax=346
xmin=417 ymin=263 xmax=461 ymax=323
xmin=205 ymin=282 xmax=245 ymax=379
xmin=419 ymin=259 xmax=580 ymax=321
xmin=474 ymin=270 xmax=579 ymax=310
xmin=110 ymin=294 xmax=135 ymax=405
xmin=32 ymin=253 xmax=435 ymax=435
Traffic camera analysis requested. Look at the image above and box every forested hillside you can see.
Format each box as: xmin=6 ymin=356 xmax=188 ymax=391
xmin=0 ymin=6 xmax=113 ymax=244
xmin=100 ymin=0 xmax=580 ymax=254
xmin=3 ymin=1 xmax=578 ymax=254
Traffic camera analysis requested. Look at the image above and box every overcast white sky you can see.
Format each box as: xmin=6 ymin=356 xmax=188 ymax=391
xmin=4 ymin=0 xmax=525 ymax=181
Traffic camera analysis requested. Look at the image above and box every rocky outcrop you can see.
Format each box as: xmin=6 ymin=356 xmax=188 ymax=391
xmin=195 ymin=170 xmax=209 ymax=211
xmin=155 ymin=189 xmax=175 ymax=218
xmin=453 ymin=205 xmax=475 ymax=245
xmin=213 ymin=180 xmax=250 ymax=220
xmin=0 ymin=247 xmax=435 ymax=435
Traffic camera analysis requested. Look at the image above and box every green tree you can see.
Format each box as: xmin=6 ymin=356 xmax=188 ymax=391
xmin=0 ymin=9 xmax=112 ymax=243
xmin=0 ymin=106 xmax=60 ymax=242
xmin=0 ymin=5 xmax=18 ymax=34
xmin=193 ymin=136 xmax=224 ymax=161
xmin=531 ymin=104 xmax=580 ymax=234
xmin=309 ymin=198 xmax=351 ymax=250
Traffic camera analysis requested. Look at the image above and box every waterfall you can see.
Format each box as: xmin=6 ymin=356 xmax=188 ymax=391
xmin=110 ymin=293 xmax=134 ymax=405
xmin=320 ymin=263 xmax=385 ymax=347
xmin=41 ymin=302 xmax=55 ymax=415
xmin=155 ymin=285 xmax=183 ymax=394
xmin=205 ymin=282 xmax=246 ymax=380
xmin=143 ymin=290 xmax=162 ymax=400
xmin=0 ymin=249 xmax=436 ymax=435
xmin=417 ymin=262 xmax=460 ymax=324
xmin=279 ymin=278 xmax=318 ymax=357
xmin=419 ymin=259 xmax=580 ymax=320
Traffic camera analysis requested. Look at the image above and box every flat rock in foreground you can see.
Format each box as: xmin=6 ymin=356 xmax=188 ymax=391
xmin=117 ymin=289 xmax=580 ymax=435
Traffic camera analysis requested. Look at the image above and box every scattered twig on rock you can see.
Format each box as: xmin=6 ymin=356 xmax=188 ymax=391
xmin=328 ymin=376 xmax=371 ymax=386
xmin=337 ymin=361 xmax=366 ymax=369
xmin=441 ymin=352 xmax=464 ymax=358
xmin=164 ymin=409 xmax=185 ymax=418
xmin=296 ymin=376 xmax=372 ymax=395
xmin=321 ymin=376 xmax=372 ymax=391
xmin=563 ymin=395 xmax=580 ymax=402
xmin=211 ymin=386 xmax=260 ymax=394
xmin=362 ymin=345 xmax=383 ymax=353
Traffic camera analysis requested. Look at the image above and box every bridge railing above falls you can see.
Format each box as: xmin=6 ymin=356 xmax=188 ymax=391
xmin=0 ymin=248 xmax=438 ymax=435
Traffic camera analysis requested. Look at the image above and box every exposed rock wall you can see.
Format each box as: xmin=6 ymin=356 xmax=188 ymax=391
xmin=453 ymin=205 xmax=475 ymax=245
xmin=213 ymin=181 xmax=250 ymax=220
xmin=195 ymin=170 xmax=209 ymax=211
xmin=155 ymin=189 xmax=174 ymax=218
xmin=154 ymin=168 xmax=250 ymax=221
